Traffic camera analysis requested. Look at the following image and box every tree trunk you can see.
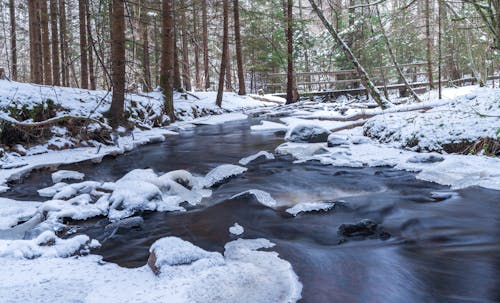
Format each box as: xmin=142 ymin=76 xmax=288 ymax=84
xmin=375 ymin=5 xmax=421 ymax=102
xmin=140 ymin=0 xmax=152 ymax=92
xmin=216 ymin=0 xmax=229 ymax=107
xmin=86 ymin=2 xmax=96 ymax=90
xmin=110 ymin=0 xmax=126 ymax=126
xmin=9 ymin=0 xmax=17 ymax=81
xmin=161 ymin=0 xmax=176 ymax=122
xmin=50 ymin=0 xmax=60 ymax=86
xmin=79 ymin=0 xmax=89 ymax=89
xmin=233 ymin=0 xmax=245 ymax=95
xmin=202 ymin=0 xmax=210 ymax=90
xmin=425 ymin=0 xmax=434 ymax=89
xmin=41 ymin=0 xmax=52 ymax=85
xmin=181 ymin=6 xmax=192 ymax=91
xmin=59 ymin=0 xmax=69 ymax=86
xmin=29 ymin=0 xmax=43 ymax=84
xmin=308 ymin=0 xmax=391 ymax=109
xmin=173 ymin=22 xmax=182 ymax=91
xmin=193 ymin=0 xmax=201 ymax=90
xmin=284 ymin=0 xmax=296 ymax=104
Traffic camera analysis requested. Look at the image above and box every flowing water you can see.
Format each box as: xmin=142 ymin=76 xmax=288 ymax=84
xmin=3 ymin=119 xmax=499 ymax=303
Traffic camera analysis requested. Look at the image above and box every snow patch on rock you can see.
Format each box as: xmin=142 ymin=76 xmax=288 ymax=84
xmin=239 ymin=151 xmax=275 ymax=165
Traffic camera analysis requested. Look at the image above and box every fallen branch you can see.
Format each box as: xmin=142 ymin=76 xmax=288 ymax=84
xmin=330 ymin=119 xmax=369 ymax=133
xmin=1 ymin=115 xmax=111 ymax=129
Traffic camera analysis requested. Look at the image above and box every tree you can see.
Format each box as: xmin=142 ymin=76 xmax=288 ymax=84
xmin=202 ymin=0 xmax=210 ymax=90
xmin=50 ymin=0 xmax=60 ymax=86
xmin=9 ymin=0 xmax=17 ymax=81
xmin=60 ymin=0 xmax=69 ymax=86
xmin=425 ymin=0 xmax=434 ymax=89
xmin=216 ymin=0 xmax=229 ymax=107
xmin=308 ymin=0 xmax=391 ymax=109
xmin=41 ymin=0 xmax=52 ymax=85
xmin=161 ymin=0 xmax=176 ymax=122
xmin=284 ymin=0 xmax=296 ymax=104
xmin=180 ymin=4 xmax=192 ymax=91
xmin=29 ymin=0 xmax=43 ymax=84
xmin=109 ymin=0 xmax=126 ymax=126
xmin=140 ymin=0 xmax=152 ymax=91
xmin=233 ymin=0 xmax=245 ymax=95
xmin=79 ymin=0 xmax=89 ymax=89
xmin=86 ymin=2 xmax=96 ymax=90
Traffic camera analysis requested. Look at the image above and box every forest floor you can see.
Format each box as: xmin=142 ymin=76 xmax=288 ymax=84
xmin=0 ymin=80 xmax=499 ymax=303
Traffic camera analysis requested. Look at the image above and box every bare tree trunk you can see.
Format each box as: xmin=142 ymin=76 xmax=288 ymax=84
xmin=181 ymin=6 xmax=191 ymax=91
xmin=79 ymin=0 xmax=88 ymax=89
xmin=233 ymin=0 xmax=245 ymax=95
xmin=284 ymin=0 xmax=297 ymax=104
xmin=9 ymin=0 xmax=17 ymax=81
xmin=41 ymin=0 xmax=52 ymax=84
xmin=86 ymin=2 xmax=96 ymax=90
xmin=173 ymin=22 xmax=182 ymax=91
xmin=110 ymin=0 xmax=125 ymax=126
xmin=140 ymin=0 xmax=152 ymax=91
xmin=193 ymin=0 xmax=201 ymax=90
xmin=308 ymin=0 xmax=391 ymax=109
xmin=29 ymin=0 xmax=43 ymax=84
xmin=425 ymin=0 xmax=434 ymax=89
xmin=202 ymin=0 xmax=210 ymax=90
xmin=375 ymin=5 xmax=421 ymax=102
xmin=50 ymin=0 xmax=60 ymax=86
xmin=161 ymin=0 xmax=176 ymax=121
xmin=216 ymin=0 xmax=229 ymax=107
xmin=59 ymin=0 xmax=69 ymax=86
xmin=224 ymin=26 xmax=232 ymax=92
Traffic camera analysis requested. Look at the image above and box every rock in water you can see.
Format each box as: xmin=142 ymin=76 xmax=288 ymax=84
xmin=327 ymin=134 xmax=349 ymax=147
xmin=407 ymin=154 xmax=445 ymax=163
xmin=285 ymin=124 xmax=330 ymax=143
xmin=338 ymin=219 xmax=390 ymax=243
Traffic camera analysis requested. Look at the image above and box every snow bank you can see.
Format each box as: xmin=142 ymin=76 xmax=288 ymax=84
xmin=250 ymin=120 xmax=288 ymax=132
xmin=0 ymin=198 xmax=42 ymax=229
xmin=231 ymin=189 xmax=279 ymax=208
xmin=286 ymin=201 xmax=336 ymax=216
xmin=0 ymin=237 xmax=302 ymax=303
xmin=239 ymin=151 xmax=275 ymax=165
xmin=192 ymin=112 xmax=248 ymax=125
xmin=51 ymin=170 xmax=85 ymax=183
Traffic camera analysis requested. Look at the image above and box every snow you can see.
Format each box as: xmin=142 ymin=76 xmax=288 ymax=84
xmin=201 ymin=164 xmax=248 ymax=188
xmin=231 ymin=189 xmax=279 ymax=208
xmin=0 ymin=230 xmax=97 ymax=259
xmin=229 ymin=223 xmax=245 ymax=236
xmin=191 ymin=113 xmax=248 ymax=125
xmin=0 ymin=237 xmax=302 ymax=303
xmin=51 ymin=170 xmax=85 ymax=183
xmin=250 ymin=120 xmax=288 ymax=132
xmin=286 ymin=201 xmax=336 ymax=216
xmin=0 ymin=198 xmax=42 ymax=230
xmin=239 ymin=151 xmax=275 ymax=165
xmin=285 ymin=124 xmax=331 ymax=143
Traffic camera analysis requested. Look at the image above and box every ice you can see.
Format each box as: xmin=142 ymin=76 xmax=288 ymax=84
xmin=239 ymin=151 xmax=275 ymax=165
xmin=191 ymin=112 xmax=248 ymax=125
xmin=231 ymin=189 xmax=279 ymax=208
xmin=201 ymin=164 xmax=248 ymax=188
xmin=250 ymin=120 xmax=288 ymax=132
xmin=108 ymin=180 xmax=162 ymax=221
xmin=229 ymin=223 xmax=244 ymax=235
xmin=51 ymin=170 xmax=85 ymax=183
xmin=41 ymin=194 xmax=109 ymax=225
xmin=0 ymin=230 xmax=97 ymax=259
xmin=286 ymin=201 xmax=336 ymax=216
xmin=0 ymin=198 xmax=42 ymax=229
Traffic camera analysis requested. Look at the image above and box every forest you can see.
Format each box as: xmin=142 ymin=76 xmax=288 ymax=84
xmin=0 ymin=0 xmax=498 ymax=302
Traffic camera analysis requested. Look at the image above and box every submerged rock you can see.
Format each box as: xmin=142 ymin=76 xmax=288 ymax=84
xmin=327 ymin=135 xmax=349 ymax=147
xmin=338 ymin=219 xmax=390 ymax=243
xmin=407 ymin=154 xmax=445 ymax=163
xmin=285 ymin=124 xmax=330 ymax=143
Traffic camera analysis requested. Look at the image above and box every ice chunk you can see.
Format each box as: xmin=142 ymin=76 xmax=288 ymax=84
xmin=231 ymin=189 xmax=278 ymax=208
xmin=229 ymin=223 xmax=244 ymax=235
xmin=51 ymin=170 xmax=85 ymax=183
xmin=201 ymin=164 xmax=247 ymax=188
xmin=38 ymin=182 xmax=68 ymax=197
xmin=286 ymin=201 xmax=336 ymax=216
xmin=239 ymin=151 xmax=275 ymax=165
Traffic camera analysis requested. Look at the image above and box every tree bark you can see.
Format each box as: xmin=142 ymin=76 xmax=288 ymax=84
xmin=308 ymin=0 xmax=391 ymax=109
xmin=173 ymin=22 xmax=182 ymax=91
xmin=202 ymin=0 xmax=210 ymax=90
xmin=86 ymin=2 xmax=96 ymax=90
xmin=425 ymin=0 xmax=434 ymax=89
xmin=233 ymin=0 xmax=245 ymax=95
xmin=59 ymin=0 xmax=69 ymax=86
xmin=140 ymin=0 xmax=152 ymax=92
xmin=216 ymin=0 xmax=229 ymax=107
xmin=41 ymin=0 xmax=52 ymax=85
xmin=50 ymin=0 xmax=60 ymax=86
xmin=9 ymin=0 xmax=17 ymax=81
xmin=375 ymin=5 xmax=421 ymax=102
xmin=181 ymin=6 xmax=192 ymax=91
xmin=193 ymin=0 xmax=201 ymax=90
xmin=110 ymin=0 xmax=126 ymax=126
xmin=29 ymin=0 xmax=43 ymax=84
xmin=79 ymin=0 xmax=89 ymax=89
xmin=161 ymin=0 xmax=176 ymax=121
xmin=284 ymin=0 xmax=297 ymax=104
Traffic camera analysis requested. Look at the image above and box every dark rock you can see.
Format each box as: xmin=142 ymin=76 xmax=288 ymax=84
xmin=407 ymin=154 xmax=445 ymax=163
xmin=286 ymin=125 xmax=330 ymax=143
xmin=338 ymin=219 xmax=390 ymax=243
xmin=327 ymin=135 xmax=349 ymax=147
